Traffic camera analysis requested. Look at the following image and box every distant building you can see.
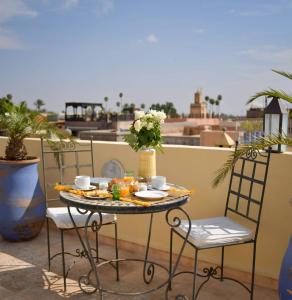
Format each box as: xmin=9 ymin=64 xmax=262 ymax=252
xmin=190 ymin=89 xmax=207 ymax=118
xmin=246 ymin=107 xmax=264 ymax=118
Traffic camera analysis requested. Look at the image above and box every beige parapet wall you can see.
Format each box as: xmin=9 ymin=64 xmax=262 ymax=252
xmin=1 ymin=137 xmax=291 ymax=281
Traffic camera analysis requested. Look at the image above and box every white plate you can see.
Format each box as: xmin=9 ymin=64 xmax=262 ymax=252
xmin=135 ymin=191 xmax=168 ymax=201
xmin=72 ymin=185 xmax=96 ymax=191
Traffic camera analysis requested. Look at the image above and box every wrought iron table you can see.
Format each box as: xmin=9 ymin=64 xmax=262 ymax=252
xmin=59 ymin=184 xmax=191 ymax=299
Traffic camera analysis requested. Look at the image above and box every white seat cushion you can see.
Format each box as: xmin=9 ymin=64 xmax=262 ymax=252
xmin=47 ymin=207 xmax=116 ymax=229
xmin=177 ymin=217 xmax=254 ymax=249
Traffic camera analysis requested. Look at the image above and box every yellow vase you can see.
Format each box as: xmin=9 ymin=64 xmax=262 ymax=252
xmin=138 ymin=148 xmax=156 ymax=179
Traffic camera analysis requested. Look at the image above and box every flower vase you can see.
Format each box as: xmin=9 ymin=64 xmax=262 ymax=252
xmin=138 ymin=148 xmax=156 ymax=179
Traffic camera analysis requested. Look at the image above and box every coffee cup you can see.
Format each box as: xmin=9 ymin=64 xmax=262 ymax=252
xmin=74 ymin=175 xmax=90 ymax=189
xmin=151 ymin=176 xmax=166 ymax=190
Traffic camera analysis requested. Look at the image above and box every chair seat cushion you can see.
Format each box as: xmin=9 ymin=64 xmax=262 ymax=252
xmin=177 ymin=217 xmax=254 ymax=249
xmin=47 ymin=207 xmax=116 ymax=229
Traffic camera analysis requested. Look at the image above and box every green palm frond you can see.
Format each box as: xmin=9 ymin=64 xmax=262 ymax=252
xmin=272 ymin=69 xmax=292 ymax=81
xmin=212 ymin=135 xmax=292 ymax=188
xmin=248 ymin=89 xmax=292 ymax=104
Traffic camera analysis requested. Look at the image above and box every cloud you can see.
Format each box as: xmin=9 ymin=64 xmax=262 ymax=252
xmin=193 ymin=28 xmax=205 ymax=35
xmin=146 ymin=34 xmax=158 ymax=44
xmin=63 ymin=0 xmax=79 ymax=9
xmin=95 ymin=0 xmax=113 ymax=16
xmin=0 ymin=0 xmax=38 ymax=23
xmin=228 ymin=3 xmax=287 ymax=17
xmin=237 ymin=48 xmax=292 ymax=64
xmin=0 ymin=28 xmax=22 ymax=49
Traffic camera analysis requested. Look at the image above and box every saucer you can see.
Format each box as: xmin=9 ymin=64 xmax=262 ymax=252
xmin=151 ymin=185 xmax=170 ymax=191
xmin=72 ymin=185 xmax=96 ymax=191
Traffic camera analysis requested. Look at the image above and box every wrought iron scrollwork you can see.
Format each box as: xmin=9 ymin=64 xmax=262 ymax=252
xmin=143 ymin=213 xmax=155 ymax=284
xmin=246 ymin=148 xmax=258 ymax=160
xmin=77 ymin=207 xmax=88 ymax=215
xmin=165 ymin=207 xmax=192 ymax=300
xmin=67 ymin=206 xmax=103 ymax=296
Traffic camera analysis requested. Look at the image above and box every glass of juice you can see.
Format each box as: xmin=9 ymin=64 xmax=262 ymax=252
xmin=112 ymin=184 xmax=121 ymax=200
xmin=120 ymin=184 xmax=130 ymax=197
xmin=124 ymin=171 xmax=135 ymax=183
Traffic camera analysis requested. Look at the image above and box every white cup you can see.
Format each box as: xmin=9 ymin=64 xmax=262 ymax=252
xmin=74 ymin=175 xmax=91 ymax=189
xmin=151 ymin=176 xmax=166 ymax=190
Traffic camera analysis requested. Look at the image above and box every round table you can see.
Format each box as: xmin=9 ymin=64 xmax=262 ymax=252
xmin=60 ymin=184 xmax=191 ymax=299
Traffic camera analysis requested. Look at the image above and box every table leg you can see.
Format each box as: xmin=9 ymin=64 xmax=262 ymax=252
xmin=165 ymin=207 xmax=192 ymax=300
xmin=143 ymin=213 xmax=155 ymax=284
xmin=67 ymin=206 xmax=103 ymax=297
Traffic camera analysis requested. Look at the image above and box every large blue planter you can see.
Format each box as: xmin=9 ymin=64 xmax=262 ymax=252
xmin=0 ymin=158 xmax=45 ymax=242
xmin=279 ymin=235 xmax=292 ymax=299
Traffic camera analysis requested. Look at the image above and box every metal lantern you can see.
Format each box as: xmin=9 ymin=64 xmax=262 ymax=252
xmin=263 ymin=97 xmax=289 ymax=152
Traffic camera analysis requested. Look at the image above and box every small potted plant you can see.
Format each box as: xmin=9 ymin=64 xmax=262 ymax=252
xmin=124 ymin=109 xmax=166 ymax=178
xmin=0 ymin=101 xmax=69 ymax=241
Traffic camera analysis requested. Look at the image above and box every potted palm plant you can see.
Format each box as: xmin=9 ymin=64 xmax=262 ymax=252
xmin=0 ymin=101 xmax=69 ymax=241
xmin=213 ymin=69 xmax=292 ymax=300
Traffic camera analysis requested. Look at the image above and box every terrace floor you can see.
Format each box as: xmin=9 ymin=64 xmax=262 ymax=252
xmin=0 ymin=227 xmax=278 ymax=300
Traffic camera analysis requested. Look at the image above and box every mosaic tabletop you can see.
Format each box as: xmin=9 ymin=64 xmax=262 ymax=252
xmin=60 ymin=184 xmax=190 ymax=214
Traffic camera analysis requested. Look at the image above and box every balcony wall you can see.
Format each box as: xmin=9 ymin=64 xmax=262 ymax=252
xmin=0 ymin=137 xmax=291 ymax=282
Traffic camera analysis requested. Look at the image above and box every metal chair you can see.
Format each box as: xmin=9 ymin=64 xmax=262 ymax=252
xmin=169 ymin=144 xmax=271 ymax=300
xmin=40 ymin=138 xmax=119 ymax=291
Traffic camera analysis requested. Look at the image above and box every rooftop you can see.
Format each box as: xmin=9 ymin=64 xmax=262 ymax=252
xmin=0 ymin=227 xmax=278 ymax=300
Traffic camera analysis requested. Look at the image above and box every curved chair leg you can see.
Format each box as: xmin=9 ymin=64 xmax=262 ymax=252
xmin=95 ymin=230 xmax=99 ymax=263
xmin=250 ymin=243 xmax=257 ymax=300
xmin=46 ymin=217 xmax=51 ymax=271
xmin=168 ymin=228 xmax=174 ymax=291
xmin=192 ymin=249 xmax=199 ymax=300
xmin=221 ymin=246 xmax=225 ymax=281
xmin=60 ymin=229 xmax=66 ymax=291
xmin=114 ymin=222 xmax=120 ymax=281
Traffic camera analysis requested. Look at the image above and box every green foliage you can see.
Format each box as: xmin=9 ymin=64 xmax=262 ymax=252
xmin=150 ymin=102 xmax=178 ymax=117
xmin=34 ymin=99 xmax=45 ymax=112
xmin=213 ymin=135 xmax=292 ymax=187
xmin=248 ymin=69 xmax=292 ymax=104
xmin=0 ymin=94 xmax=13 ymax=115
xmin=0 ymin=101 xmax=71 ymax=160
xmin=122 ymin=102 xmax=136 ymax=114
xmin=240 ymin=120 xmax=263 ymax=133
xmin=214 ymin=69 xmax=292 ymax=188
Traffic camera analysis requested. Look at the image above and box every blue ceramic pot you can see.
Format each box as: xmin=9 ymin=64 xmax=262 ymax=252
xmin=0 ymin=158 xmax=45 ymax=241
xmin=279 ymin=235 xmax=292 ymax=299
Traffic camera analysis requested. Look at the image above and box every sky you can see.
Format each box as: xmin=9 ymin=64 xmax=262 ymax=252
xmin=0 ymin=0 xmax=292 ymax=115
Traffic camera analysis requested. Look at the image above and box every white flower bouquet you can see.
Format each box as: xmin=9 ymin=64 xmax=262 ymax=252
xmin=124 ymin=109 xmax=166 ymax=152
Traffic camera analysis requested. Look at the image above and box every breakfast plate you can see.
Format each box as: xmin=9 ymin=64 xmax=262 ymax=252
xmin=134 ymin=191 xmax=168 ymax=201
xmin=83 ymin=190 xmax=111 ymax=200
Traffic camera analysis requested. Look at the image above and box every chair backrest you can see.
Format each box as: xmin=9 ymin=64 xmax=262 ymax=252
xmin=224 ymin=142 xmax=271 ymax=240
xmin=40 ymin=138 xmax=94 ymax=207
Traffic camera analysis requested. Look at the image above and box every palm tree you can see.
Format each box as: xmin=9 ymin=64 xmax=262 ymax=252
xmin=217 ymin=94 xmax=222 ymax=117
xmin=34 ymin=99 xmax=45 ymax=112
xmin=209 ymin=98 xmax=215 ymax=118
xmin=205 ymin=96 xmax=209 ymax=117
xmin=215 ymin=99 xmax=220 ymax=117
xmin=213 ymin=69 xmax=292 ymax=187
xmin=104 ymin=96 xmax=109 ymax=112
xmin=119 ymin=92 xmax=123 ymax=113
xmin=116 ymin=101 xmax=120 ymax=113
